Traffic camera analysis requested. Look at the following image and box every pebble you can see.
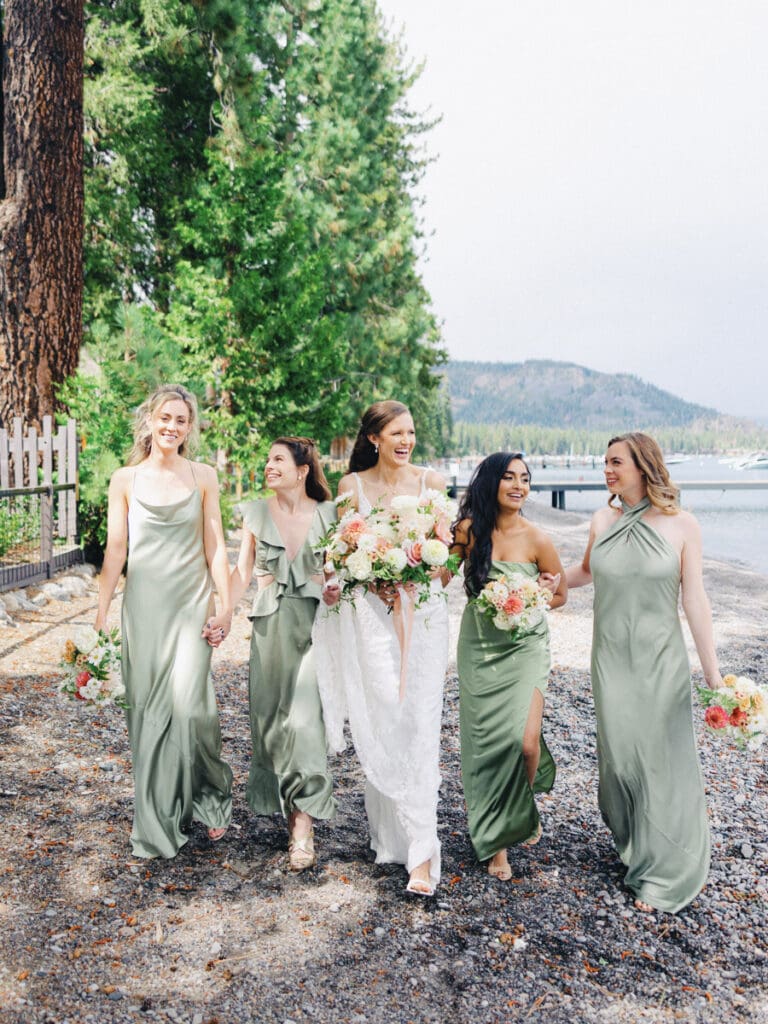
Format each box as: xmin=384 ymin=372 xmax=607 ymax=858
xmin=741 ymin=842 xmax=754 ymax=858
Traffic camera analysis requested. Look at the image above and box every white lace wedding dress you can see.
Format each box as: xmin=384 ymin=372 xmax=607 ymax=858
xmin=313 ymin=472 xmax=449 ymax=888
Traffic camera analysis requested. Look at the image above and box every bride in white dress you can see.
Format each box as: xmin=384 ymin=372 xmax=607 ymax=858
xmin=314 ymin=400 xmax=450 ymax=896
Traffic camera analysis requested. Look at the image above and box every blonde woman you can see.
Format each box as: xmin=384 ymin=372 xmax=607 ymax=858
xmin=566 ymin=432 xmax=722 ymax=913
xmin=95 ymin=384 xmax=233 ymax=858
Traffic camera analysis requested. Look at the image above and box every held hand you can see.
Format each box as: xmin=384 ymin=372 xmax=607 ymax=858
xmin=202 ymin=611 xmax=232 ymax=648
xmin=538 ymin=571 xmax=560 ymax=596
xmin=322 ymin=577 xmax=341 ymax=607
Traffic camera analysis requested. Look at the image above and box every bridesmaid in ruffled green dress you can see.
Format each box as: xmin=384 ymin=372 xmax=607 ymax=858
xmin=453 ymin=453 xmax=567 ymax=881
xmin=566 ymin=432 xmax=722 ymax=913
xmin=96 ymin=385 xmax=233 ymax=858
xmin=231 ymin=438 xmax=337 ymax=871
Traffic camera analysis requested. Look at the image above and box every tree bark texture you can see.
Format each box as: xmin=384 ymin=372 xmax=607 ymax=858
xmin=0 ymin=0 xmax=84 ymax=427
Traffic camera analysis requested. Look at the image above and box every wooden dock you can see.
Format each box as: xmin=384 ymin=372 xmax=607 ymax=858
xmin=448 ymin=478 xmax=768 ymax=510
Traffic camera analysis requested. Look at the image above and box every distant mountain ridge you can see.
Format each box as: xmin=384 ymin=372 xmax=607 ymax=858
xmin=445 ymin=359 xmax=718 ymax=429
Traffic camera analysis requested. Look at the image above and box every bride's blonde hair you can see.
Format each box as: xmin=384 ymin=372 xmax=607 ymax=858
xmin=607 ymin=432 xmax=679 ymax=514
xmin=126 ymin=385 xmax=200 ymax=466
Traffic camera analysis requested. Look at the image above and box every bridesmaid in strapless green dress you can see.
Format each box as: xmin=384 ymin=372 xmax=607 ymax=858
xmin=231 ymin=438 xmax=337 ymax=871
xmin=567 ymin=433 xmax=723 ymax=914
xmin=453 ymin=453 xmax=567 ymax=880
xmin=95 ymin=386 xmax=234 ymax=858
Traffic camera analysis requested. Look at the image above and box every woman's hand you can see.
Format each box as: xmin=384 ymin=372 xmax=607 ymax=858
xmin=538 ymin=571 xmax=561 ymax=595
xmin=322 ymin=576 xmax=341 ymax=607
xmin=202 ymin=610 xmax=232 ymax=647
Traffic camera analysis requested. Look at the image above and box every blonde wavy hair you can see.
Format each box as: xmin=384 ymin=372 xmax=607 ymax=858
xmin=126 ymin=385 xmax=200 ymax=466
xmin=606 ymin=432 xmax=679 ymax=514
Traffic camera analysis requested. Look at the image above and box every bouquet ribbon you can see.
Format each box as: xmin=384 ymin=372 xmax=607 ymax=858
xmin=391 ymin=584 xmax=415 ymax=702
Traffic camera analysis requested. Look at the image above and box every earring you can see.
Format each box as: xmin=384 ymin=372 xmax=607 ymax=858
xmin=374 ymin=444 xmax=379 ymax=454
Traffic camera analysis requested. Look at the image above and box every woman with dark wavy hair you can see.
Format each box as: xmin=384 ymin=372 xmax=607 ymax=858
xmin=314 ymin=400 xmax=451 ymax=897
xmin=566 ymin=432 xmax=721 ymax=913
xmin=452 ymin=453 xmax=566 ymax=880
xmin=231 ymin=437 xmax=337 ymax=871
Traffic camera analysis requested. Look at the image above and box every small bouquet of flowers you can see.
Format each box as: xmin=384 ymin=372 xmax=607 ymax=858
xmin=320 ymin=489 xmax=460 ymax=607
xmin=697 ymin=674 xmax=767 ymax=750
xmin=59 ymin=625 xmax=126 ymax=708
xmin=474 ymin=573 xmax=553 ymax=635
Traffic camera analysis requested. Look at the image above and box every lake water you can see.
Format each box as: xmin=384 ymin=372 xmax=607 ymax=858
xmin=445 ymin=455 xmax=768 ymax=577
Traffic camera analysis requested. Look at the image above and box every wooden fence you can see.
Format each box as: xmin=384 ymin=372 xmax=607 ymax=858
xmin=0 ymin=416 xmax=80 ymax=591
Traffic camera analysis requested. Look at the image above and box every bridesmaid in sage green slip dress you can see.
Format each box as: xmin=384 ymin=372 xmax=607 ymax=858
xmin=566 ymin=432 xmax=722 ymax=914
xmin=231 ymin=438 xmax=337 ymax=871
xmin=95 ymin=385 xmax=233 ymax=859
xmin=452 ymin=453 xmax=567 ymax=881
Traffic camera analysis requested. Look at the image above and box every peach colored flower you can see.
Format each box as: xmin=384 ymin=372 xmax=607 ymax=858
xmin=503 ymin=594 xmax=524 ymax=616
xmin=403 ymin=539 xmax=423 ymax=567
xmin=435 ymin=517 xmax=453 ymax=545
xmin=722 ymin=674 xmax=737 ymax=688
xmin=62 ymin=640 xmax=78 ymax=664
xmin=704 ymin=706 xmax=729 ymax=729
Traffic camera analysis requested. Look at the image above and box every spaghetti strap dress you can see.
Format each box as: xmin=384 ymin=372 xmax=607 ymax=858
xmin=589 ymin=497 xmax=710 ymax=912
xmin=121 ymin=473 xmax=232 ymax=858
xmin=241 ymin=498 xmax=337 ymax=821
xmin=457 ymin=561 xmax=555 ymax=860
xmin=314 ymin=471 xmax=449 ymax=889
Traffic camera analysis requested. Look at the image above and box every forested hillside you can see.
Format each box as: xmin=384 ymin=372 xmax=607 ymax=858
xmin=446 ymin=360 xmax=714 ymax=428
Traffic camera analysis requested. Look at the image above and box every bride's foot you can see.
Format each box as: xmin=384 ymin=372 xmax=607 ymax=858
xmin=207 ymin=826 xmax=227 ymax=842
xmin=406 ymin=860 xmax=434 ymax=897
xmin=487 ymin=850 xmax=512 ymax=881
xmin=288 ymin=810 xmax=316 ymax=872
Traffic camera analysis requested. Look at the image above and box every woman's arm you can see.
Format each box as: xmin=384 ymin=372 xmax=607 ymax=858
xmin=200 ymin=464 xmax=233 ymax=643
xmin=679 ymin=514 xmax=722 ymax=687
xmin=534 ymin=532 xmax=568 ymax=610
xmin=230 ymin=526 xmax=256 ymax=610
xmin=564 ymin=511 xmax=607 ymax=589
xmin=94 ymin=469 xmax=130 ymax=631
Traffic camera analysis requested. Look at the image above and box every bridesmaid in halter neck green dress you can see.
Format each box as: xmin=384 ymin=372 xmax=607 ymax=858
xmin=96 ymin=386 xmax=234 ymax=858
xmin=567 ymin=433 xmax=722 ymax=914
xmin=231 ymin=438 xmax=337 ymax=871
xmin=453 ymin=453 xmax=567 ymax=881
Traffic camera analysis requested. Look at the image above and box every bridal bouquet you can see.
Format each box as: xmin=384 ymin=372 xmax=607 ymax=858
xmin=320 ymin=489 xmax=460 ymax=606
xmin=59 ymin=626 xmax=126 ymax=707
xmin=697 ymin=674 xmax=767 ymax=751
xmin=474 ymin=573 xmax=553 ymax=635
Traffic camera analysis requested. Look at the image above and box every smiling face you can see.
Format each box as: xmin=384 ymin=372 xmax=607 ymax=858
xmin=264 ymin=443 xmax=305 ymax=493
xmin=496 ymin=458 xmax=530 ymax=512
xmin=604 ymin=441 xmax=646 ymax=501
xmin=369 ymin=411 xmax=416 ymax=467
xmin=148 ymin=399 xmax=192 ymax=455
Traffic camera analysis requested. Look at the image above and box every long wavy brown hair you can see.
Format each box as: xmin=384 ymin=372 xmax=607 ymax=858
xmin=348 ymin=400 xmax=411 ymax=472
xmin=606 ymin=432 xmax=679 ymax=514
xmin=126 ymin=385 xmax=199 ymax=466
xmin=270 ymin=437 xmax=331 ymax=501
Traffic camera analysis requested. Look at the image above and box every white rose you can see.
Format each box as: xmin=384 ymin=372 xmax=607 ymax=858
xmin=356 ymin=533 xmax=379 ymax=554
xmin=390 ymin=494 xmax=419 ymax=512
xmin=73 ymin=626 xmax=100 ymax=655
xmin=382 ymin=548 xmax=408 ymax=573
xmin=421 ymin=539 xmax=449 ymax=567
xmin=346 ymin=550 xmax=374 ymax=581
xmin=80 ymin=679 xmax=102 ymax=702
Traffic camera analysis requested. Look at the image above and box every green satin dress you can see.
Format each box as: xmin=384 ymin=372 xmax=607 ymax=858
xmin=590 ymin=497 xmax=710 ymax=913
xmin=242 ymin=499 xmax=336 ymax=821
xmin=121 ymin=485 xmax=233 ymax=859
xmin=457 ymin=561 xmax=556 ymax=861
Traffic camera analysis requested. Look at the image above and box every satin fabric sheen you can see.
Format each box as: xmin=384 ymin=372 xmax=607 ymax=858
xmin=590 ymin=497 xmax=710 ymax=913
xmin=242 ymin=499 xmax=336 ymax=820
xmin=457 ymin=561 xmax=555 ymax=861
xmin=121 ymin=488 xmax=232 ymax=859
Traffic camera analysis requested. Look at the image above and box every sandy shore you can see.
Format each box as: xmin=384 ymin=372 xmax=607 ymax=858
xmin=0 ymin=508 xmax=766 ymax=1024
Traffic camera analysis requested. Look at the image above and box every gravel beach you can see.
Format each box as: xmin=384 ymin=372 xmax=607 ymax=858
xmin=1 ymin=498 xmax=766 ymax=1024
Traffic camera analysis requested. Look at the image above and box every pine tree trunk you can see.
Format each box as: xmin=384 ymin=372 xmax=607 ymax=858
xmin=0 ymin=0 xmax=84 ymax=427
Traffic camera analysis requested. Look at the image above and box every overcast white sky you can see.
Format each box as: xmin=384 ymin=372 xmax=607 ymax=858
xmin=376 ymin=1 xmax=768 ymax=419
